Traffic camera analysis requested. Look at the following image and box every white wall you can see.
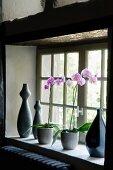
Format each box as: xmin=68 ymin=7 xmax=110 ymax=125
xmin=56 ymin=0 xmax=90 ymax=8
xmin=2 ymin=0 xmax=91 ymax=21
xmin=6 ymin=45 xmax=36 ymax=137
xmin=2 ymin=0 xmax=43 ymax=21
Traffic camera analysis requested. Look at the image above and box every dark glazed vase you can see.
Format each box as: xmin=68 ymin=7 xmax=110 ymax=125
xmin=17 ymin=84 xmax=32 ymax=138
xmin=85 ymin=108 xmax=106 ymax=158
xmin=32 ymin=100 xmax=42 ymax=139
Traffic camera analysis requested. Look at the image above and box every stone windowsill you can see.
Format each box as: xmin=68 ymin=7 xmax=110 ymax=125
xmin=6 ymin=135 xmax=104 ymax=170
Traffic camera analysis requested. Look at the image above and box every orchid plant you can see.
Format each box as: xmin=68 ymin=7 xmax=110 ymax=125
xmin=44 ymin=76 xmax=65 ymax=127
xmin=66 ymin=68 xmax=97 ymax=131
xmin=33 ymin=76 xmax=65 ymax=130
xmin=52 ymin=68 xmax=97 ymax=145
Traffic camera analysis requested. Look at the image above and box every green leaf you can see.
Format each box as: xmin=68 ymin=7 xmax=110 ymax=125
xmin=78 ymin=122 xmax=92 ymax=133
xmin=50 ymin=124 xmax=60 ymax=131
xmin=52 ymin=130 xmax=62 ymax=146
xmin=32 ymin=123 xmax=47 ymax=128
xmin=33 ymin=123 xmax=60 ymax=131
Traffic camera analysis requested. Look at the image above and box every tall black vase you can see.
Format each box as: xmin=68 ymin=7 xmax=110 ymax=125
xmin=32 ymin=100 xmax=42 ymax=139
xmin=85 ymin=108 xmax=106 ymax=158
xmin=17 ymin=84 xmax=32 ymax=138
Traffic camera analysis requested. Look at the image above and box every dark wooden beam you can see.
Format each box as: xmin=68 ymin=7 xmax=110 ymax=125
xmin=2 ymin=0 xmax=113 ymax=44
xmin=0 ymin=0 xmax=2 ymax=22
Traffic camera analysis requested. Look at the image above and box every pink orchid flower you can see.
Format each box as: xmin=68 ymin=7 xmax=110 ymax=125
xmin=81 ymin=68 xmax=93 ymax=79
xmin=55 ymin=75 xmax=66 ymax=86
xmin=47 ymin=76 xmax=55 ymax=86
xmin=81 ymin=68 xmax=98 ymax=83
xmin=71 ymin=73 xmax=86 ymax=86
xmin=61 ymin=75 xmax=66 ymax=82
xmin=66 ymin=79 xmax=73 ymax=87
xmin=44 ymin=84 xmax=49 ymax=90
xmin=89 ymin=74 xmax=98 ymax=83
xmin=77 ymin=77 xmax=86 ymax=86
xmin=71 ymin=73 xmax=82 ymax=81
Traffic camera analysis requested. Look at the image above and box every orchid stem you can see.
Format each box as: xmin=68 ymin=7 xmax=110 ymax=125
xmin=69 ymin=84 xmax=78 ymax=130
xmin=48 ymin=86 xmax=52 ymax=127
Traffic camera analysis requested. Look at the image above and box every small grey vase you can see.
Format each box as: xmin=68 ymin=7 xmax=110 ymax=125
xmin=32 ymin=100 xmax=42 ymax=139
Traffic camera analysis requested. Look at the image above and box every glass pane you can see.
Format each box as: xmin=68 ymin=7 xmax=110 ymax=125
xmin=66 ymin=85 xmax=78 ymax=106
xmin=66 ymin=108 xmax=77 ymax=129
xmin=103 ymin=110 xmax=106 ymax=124
xmin=103 ymin=81 xmax=107 ymax=108
xmin=87 ymin=109 xmax=106 ymax=124
xmin=41 ymin=105 xmax=49 ymax=123
xmin=53 ymin=83 xmax=63 ymax=104
xmin=104 ymin=49 xmax=108 ymax=77
xmin=86 ymin=109 xmax=97 ymax=123
xmin=41 ymin=80 xmax=49 ymax=103
xmin=54 ymin=53 xmax=64 ymax=77
xmin=52 ymin=106 xmax=63 ymax=125
xmin=67 ymin=52 xmax=79 ymax=77
xmin=41 ymin=54 xmax=51 ymax=77
xmin=87 ymin=50 xmax=101 ymax=77
xmin=87 ymin=81 xmax=100 ymax=107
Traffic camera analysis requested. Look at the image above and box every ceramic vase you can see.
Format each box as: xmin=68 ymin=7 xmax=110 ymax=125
xmin=17 ymin=83 xmax=32 ymax=138
xmin=61 ymin=131 xmax=79 ymax=150
xmin=85 ymin=108 xmax=106 ymax=158
xmin=32 ymin=100 xmax=42 ymax=139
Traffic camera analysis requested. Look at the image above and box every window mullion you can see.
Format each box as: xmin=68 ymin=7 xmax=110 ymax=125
xmin=78 ymin=48 xmax=87 ymax=143
xmin=78 ymin=48 xmax=87 ymax=125
xmin=36 ymin=48 xmax=42 ymax=101
xmin=50 ymin=53 xmax=54 ymax=122
xmin=100 ymin=49 xmax=106 ymax=108
xmin=63 ymin=52 xmax=67 ymax=128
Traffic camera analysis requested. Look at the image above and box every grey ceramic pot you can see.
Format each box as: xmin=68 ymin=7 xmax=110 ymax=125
xmin=37 ymin=128 xmax=53 ymax=144
xmin=61 ymin=131 xmax=79 ymax=150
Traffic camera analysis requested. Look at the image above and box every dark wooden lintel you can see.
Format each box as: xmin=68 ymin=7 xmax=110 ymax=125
xmin=1 ymin=0 xmax=113 ymax=44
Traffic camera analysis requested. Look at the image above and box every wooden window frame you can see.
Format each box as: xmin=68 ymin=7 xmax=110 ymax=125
xmin=36 ymin=41 xmax=108 ymax=143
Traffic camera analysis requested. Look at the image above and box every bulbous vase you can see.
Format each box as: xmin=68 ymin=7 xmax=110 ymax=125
xmin=17 ymin=84 xmax=32 ymax=138
xmin=32 ymin=100 xmax=42 ymax=139
xmin=85 ymin=108 xmax=106 ymax=158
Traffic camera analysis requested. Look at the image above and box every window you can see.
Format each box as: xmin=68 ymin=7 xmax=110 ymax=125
xmin=37 ymin=42 xmax=108 ymax=142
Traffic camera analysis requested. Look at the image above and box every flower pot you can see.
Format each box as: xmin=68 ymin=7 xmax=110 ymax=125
xmin=37 ymin=128 xmax=53 ymax=144
xmin=61 ymin=131 xmax=79 ymax=150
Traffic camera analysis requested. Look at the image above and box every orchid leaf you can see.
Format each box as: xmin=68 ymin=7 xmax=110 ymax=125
xmin=78 ymin=122 xmax=92 ymax=133
xmin=33 ymin=123 xmax=60 ymax=131
xmin=50 ymin=124 xmax=60 ymax=131
xmin=52 ymin=129 xmax=62 ymax=146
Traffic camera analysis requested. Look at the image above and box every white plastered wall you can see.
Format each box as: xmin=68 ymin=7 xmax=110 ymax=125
xmin=2 ymin=0 xmax=90 ymax=21
xmin=6 ymin=45 xmax=36 ymax=137
xmin=2 ymin=0 xmax=43 ymax=21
